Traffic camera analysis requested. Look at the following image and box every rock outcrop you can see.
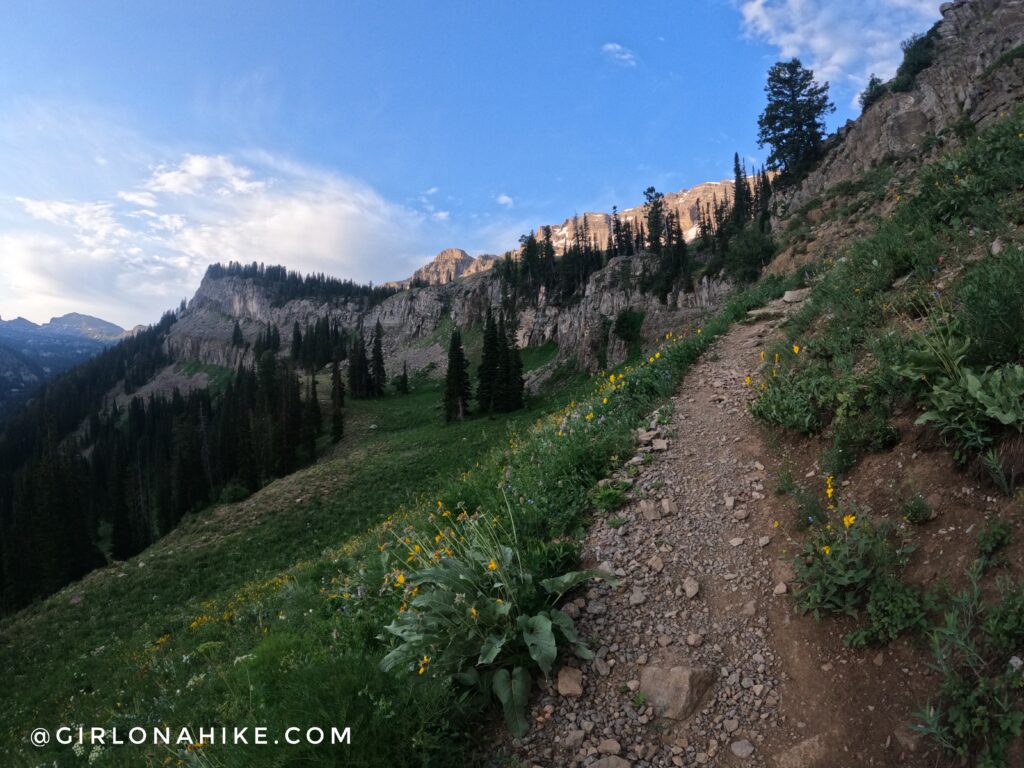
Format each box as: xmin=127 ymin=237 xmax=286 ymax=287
xmin=779 ymin=0 xmax=1024 ymax=214
xmin=168 ymin=253 xmax=731 ymax=381
xmin=392 ymin=248 xmax=499 ymax=287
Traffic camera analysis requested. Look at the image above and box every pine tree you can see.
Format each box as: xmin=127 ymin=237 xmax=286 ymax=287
xmin=757 ymin=58 xmax=835 ymax=181
xmin=444 ymin=329 xmax=470 ymax=422
xmin=291 ymin=322 xmax=302 ymax=360
xmin=330 ymin=401 xmax=344 ymax=443
xmin=232 ymin=321 xmax=244 ymax=348
xmin=370 ymin=320 xmax=386 ymax=397
xmin=395 ymin=361 xmax=410 ymax=394
xmin=477 ymin=308 xmax=499 ymax=414
xmin=331 ymin=359 xmax=345 ymax=408
xmin=644 ymin=187 xmax=665 ymax=253
xmin=731 ymin=152 xmax=750 ymax=227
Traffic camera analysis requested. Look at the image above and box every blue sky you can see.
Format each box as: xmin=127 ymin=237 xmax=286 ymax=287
xmin=0 ymin=0 xmax=940 ymax=327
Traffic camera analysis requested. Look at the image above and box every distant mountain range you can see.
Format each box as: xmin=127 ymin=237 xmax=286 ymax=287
xmin=0 ymin=312 xmax=132 ymax=414
xmin=395 ymin=178 xmax=745 ymax=288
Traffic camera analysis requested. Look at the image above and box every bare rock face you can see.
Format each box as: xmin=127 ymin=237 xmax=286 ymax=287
xmin=399 ymin=248 xmax=494 ymax=287
xmin=537 ymin=178 xmax=756 ymax=253
xmin=638 ymin=661 xmax=715 ymax=721
xmin=169 ymin=252 xmax=732 ymax=379
xmin=778 ymin=0 xmax=1024 ymax=216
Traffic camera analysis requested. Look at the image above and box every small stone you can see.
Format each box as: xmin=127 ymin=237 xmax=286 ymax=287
xmin=558 ymin=667 xmax=583 ymax=697
xmin=773 ymin=582 xmax=788 ymax=596
xmin=639 ymin=663 xmax=715 ymax=721
xmin=733 ymin=508 xmax=749 ymax=521
xmin=873 ymin=652 xmax=884 ymax=667
xmin=626 ymin=679 xmax=640 ymax=692
xmin=740 ymin=600 xmax=756 ymax=616
xmin=683 ymin=577 xmax=700 ymax=599
xmin=592 ymin=758 xmax=631 ymax=768
xmin=729 ymin=537 xmax=745 ymax=547
xmin=652 ymin=439 xmax=669 ymax=451
xmin=724 ymin=495 xmax=736 ymax=510
xmin=724 ymin=718 xmax=739 ymax=733
xmin=730 ymin=739 xmax=755 ymax=758
xmin=629 ymin=588 xmax=647 ymax=606
xmin=758 ymin=536 xmax=771 ymax=548
xmin=598 ymin=738 xmax=622 ymax=755
xmin=686 ymin=633 xmax=703 ymax=647
xmin=563 ymin=730 xmax=585 ymax=749
xmin=647 ymin=555 xmax=665 ymax=573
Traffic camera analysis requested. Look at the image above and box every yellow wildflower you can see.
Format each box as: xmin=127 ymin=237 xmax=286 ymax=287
xmin=602 ymin=397 xmax=609 ymax=405
xmin=418 ymin=655 xmax=430 ymax=675
xmin=470 ymin=606 xmax=478 ymax=619
xmin=655 ymin=351 xmax=661 ymax=359
xmin=772 ymin=520 xmax=779 ymax=528
xmin=792 ymin=344 xmax=801 ymax=354
xmin=395 ymin=572 xmax=406 ymax=586
xmin=487 ymin=559 xmax=498 ymax=571
xmin=843 ymin=514 xmax=856 ymax=529
xmin=744 ymin=375 xmax=752 ymax=386
xmin=822 ymin=545 xmax=832 ymax=556
xmin=759 ymin=350 xmax=766 ymax=361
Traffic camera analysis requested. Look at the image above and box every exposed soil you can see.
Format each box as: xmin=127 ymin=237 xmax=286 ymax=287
xmin=505 ymin=300 xmax=1023 ymax=767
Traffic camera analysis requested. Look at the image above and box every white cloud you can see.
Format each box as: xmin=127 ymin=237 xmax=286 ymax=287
xmin=601 ymin=42 xmax=638 ymax=68
xmin=424 ymin=186 xmax=439 ymax=195
xmin=117 ymin=190 xmax=158 ymax=208
xmin=738 ymin=0 xmax=941 ymax=105
xmin=496 ymin=193 xmax=514 ymax=207
xmin=2 ymin=152 xmax=445 ymax=326
xmin=145 ymin=153 xmax=265 ymax=196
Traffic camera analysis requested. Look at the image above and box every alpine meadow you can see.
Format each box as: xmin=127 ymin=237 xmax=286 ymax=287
xmin=3 ymin=2 xmax=1024 ymax=767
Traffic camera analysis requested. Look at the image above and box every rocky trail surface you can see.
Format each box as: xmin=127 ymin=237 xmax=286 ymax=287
xmin=508 ymin=302 xmax=934 ymax=768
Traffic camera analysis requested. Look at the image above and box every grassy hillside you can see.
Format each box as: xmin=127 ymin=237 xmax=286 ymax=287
xmin=0 ymin=279 xmax=791 ymax=767
xmin=0 ymin=368 xmax=588 ymax=766
xmin=750 ymin=108 xmax=1024 ymax=765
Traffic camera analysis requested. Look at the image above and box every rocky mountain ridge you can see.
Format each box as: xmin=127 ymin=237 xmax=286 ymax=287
xmin=778 ymin=0 xmax=1024 ymax=215
xmin=169 ymin=253 xmax=730 ymax=382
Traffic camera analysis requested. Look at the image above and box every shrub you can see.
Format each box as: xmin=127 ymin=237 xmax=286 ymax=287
xmin=977 ymin=518 xmax=1012 ymax=572
xmin=918 ymin=569 xmax=1024 ymax=766
xmin=750 ymin=363 xmax=840 ymax=434
xmin=794 ymin=514 xmax=914 ymax=620
xmin=958 ymin=247 xmax=1024 ymax=367
xmin=891 ymin=30 xmax=938 ymax=92
xmin=859 ymin=74 xmax=888 ymax=110
xmin=379 ymin=505 xmax=611 ymax=736
xmin=613 ymin=309 xmax=645 ymax=360
xmin=902 ymin=494 xmax=932 ymax=525
xmin=725 ymin=226 xmax=776 ymax=283
xmin=590 ymin=481 xmax=630 ymax=512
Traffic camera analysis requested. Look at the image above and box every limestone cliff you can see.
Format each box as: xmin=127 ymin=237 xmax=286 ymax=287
xmin=779 ymin=0 xmax=1024 ymax=215
xmin=167 ymin=254 xmax=729 ymax=382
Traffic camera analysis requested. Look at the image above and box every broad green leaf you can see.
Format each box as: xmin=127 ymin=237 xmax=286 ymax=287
xmin=549 ymin=608 xmax=578 ymax=643
xmin=478 ymin=634 xmax=506 ymax=665
xmin=493 ymin=666 xmax=531 ymax=737
xmin=540 ymin=569 xmax=617 ymax=599
xmin=521 ymin=614 xmax=557 ymax=676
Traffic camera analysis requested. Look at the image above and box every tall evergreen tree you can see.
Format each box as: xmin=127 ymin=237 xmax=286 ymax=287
xmin=370 ymin=320 xmax=386 ymax=397
xmin=394 ymin=361 xmax=410 ymax=394
xmin=731 ymin=152 xmax=750 ymax=227
xmin=232 ymin=320 xmax=244 ymax=348
xmin=757 ymin=59 xmax=835 ymax=181
xmin=444 ymin=329 xmax=471 ymax=422
xmin=477 ymin=308 xmax=499 ymax=414
xmin=644 ymin=187 xmax=665 ymax=253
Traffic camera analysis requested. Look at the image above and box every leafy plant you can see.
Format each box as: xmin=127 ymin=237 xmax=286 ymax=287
xmin=591 ymin=481 xmax=629 ymax=512
xmin=917 ymin=568 xmax=1024 ymax=766
xmin=794 ymin=514 xmax=914 ymax=620
xmin=902 ymin=494 xmax=932 ymax=525
xmin=379 ymin=505 xmax=613 ymax=736
xmin=750 ymin=364 xmax=841 ymax=434
xmin=977 ymin=518 xmax=1013 ymax=572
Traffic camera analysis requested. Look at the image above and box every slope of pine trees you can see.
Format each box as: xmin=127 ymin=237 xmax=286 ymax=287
xmin=0 ymin=347 xmax=342 ymax=614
